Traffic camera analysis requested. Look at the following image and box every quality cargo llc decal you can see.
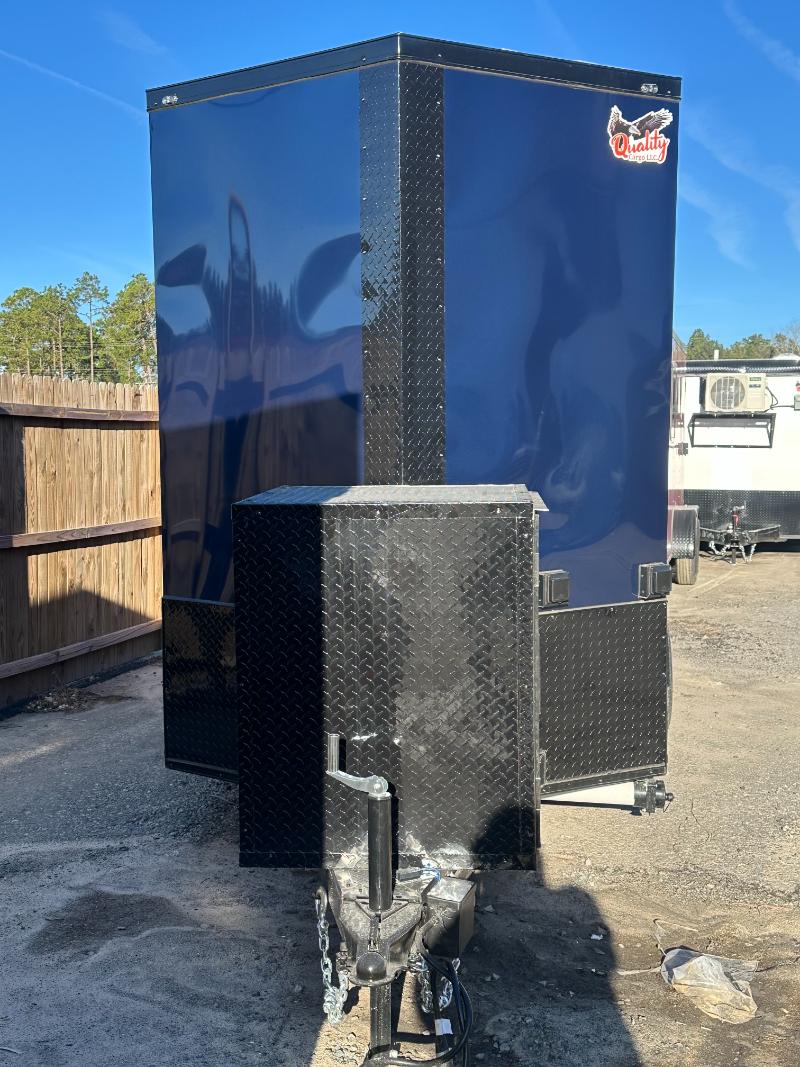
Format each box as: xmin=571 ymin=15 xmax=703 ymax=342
xmin=607 ymin=106 xmax=673 ymax=164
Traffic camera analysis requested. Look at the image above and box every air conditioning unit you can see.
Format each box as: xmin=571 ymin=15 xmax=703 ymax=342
xmin=704 ymin=373 xmax=769 ymax=413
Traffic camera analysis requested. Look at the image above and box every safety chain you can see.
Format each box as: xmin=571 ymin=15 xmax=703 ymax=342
xmin=315 ymin=890 xmax=349 ymax=1025
xmin=409 ymin=954 xmax=457 ymax=1014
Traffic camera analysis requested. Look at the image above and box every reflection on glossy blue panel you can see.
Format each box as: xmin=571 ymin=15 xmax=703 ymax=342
xmin=150 ymin=73 xmax=362 ymax=601
xmin=444 ymin=71 xmax=677 ymax=606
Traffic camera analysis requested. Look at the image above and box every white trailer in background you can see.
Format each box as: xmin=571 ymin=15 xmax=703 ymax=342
xmin=675 ymin=357 xmax=800 ymax=558
xmin=668 ymin=332 xmax=701 ymax=584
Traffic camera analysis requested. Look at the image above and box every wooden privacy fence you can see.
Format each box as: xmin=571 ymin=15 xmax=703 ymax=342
xmin=0 ymin=374 xmax=161 ymax=710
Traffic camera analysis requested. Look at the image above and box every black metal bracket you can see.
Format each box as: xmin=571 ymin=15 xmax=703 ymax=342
xmin=638 ymin=562 xmax=672 ymax=599
xmin=538 ymin=569 xmax=570 ymax=609
xmin=688 ymin=411 xmax=775 ymax=448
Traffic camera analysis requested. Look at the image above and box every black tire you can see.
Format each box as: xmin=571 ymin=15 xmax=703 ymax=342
xmin=675 ymin=551 xmax=698 ymax=585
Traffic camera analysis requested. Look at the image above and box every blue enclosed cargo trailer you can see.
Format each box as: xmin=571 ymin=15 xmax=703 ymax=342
xmin=148 ymin=34 xmax=679 ymax=806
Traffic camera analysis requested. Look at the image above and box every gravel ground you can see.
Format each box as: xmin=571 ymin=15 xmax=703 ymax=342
xmin=0 ymin=548 xmax=798 ymax=1067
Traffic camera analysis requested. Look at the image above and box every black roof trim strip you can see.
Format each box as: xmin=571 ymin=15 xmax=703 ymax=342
xmin=677 ymin=360 xmax=800 ymax=374
xmin=146 ymin=33 xmax=681 ymax=111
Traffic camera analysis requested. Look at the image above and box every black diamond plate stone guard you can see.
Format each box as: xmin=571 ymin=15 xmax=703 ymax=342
xmin=162 ymin=597 xmax=238 ymax=779
xmin=360 ymin=63 xmax=445 ymax=485
xmin=685 ymin=489 xmax=800 ymax=538
xmin=233 ymin=485 xmax=538 ymax=870
xmin=539 ymin=601 xmax=668 ymax=791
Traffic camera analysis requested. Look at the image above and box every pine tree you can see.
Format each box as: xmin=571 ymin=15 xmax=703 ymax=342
xmin=0 ymin=288 xmax=39 ymax=373
xmin=726 ymin=333 xmax=775 ymax=361
xmin=686 ymin=329 xmax=726 ymax=361
xmin=100 ymin=274 xmax=157 ymax=382
xmin=72 ymin=272 xmax=109 ymax=382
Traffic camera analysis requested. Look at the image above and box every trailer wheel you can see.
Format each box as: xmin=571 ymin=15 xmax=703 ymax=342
xmin=675 ymin=551 xmax=698 ymax=585
xmin=674 ymin=509 xmax=700 ymax=586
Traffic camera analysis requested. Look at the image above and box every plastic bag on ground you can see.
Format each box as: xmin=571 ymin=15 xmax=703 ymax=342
xmin=660 ymin=947 xmax=758 ymax=1024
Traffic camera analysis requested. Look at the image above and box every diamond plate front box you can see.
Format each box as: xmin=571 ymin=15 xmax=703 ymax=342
xmin=233 ymin=484 xmax=539 ymax=870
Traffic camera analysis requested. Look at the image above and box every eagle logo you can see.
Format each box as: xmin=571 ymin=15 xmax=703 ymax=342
xmin=607 ymin=105 xmax=673 ymax=164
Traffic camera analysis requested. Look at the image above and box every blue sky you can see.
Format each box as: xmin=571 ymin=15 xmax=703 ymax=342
xmin=0 ymin=0 xmax=796 ymax=345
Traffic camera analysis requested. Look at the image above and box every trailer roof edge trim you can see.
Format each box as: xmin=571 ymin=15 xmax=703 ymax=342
xmin=677 ymin=359 xmax=800 ymax=375
xmin=145 ymin=33 xmax=681 ymax=111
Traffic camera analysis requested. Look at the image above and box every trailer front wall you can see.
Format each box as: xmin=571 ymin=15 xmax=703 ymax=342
xmin=444 ymin=71 xmax=678 ymax=608
xmin=680 ymin=372 xmax=800 ymax=538
xmin=150 ymin=72 xmax=362 ymax=775
xmin=681 ymin=374 xmax=800 ymax=491
xmin=150 ymin=72 xmax=363 ymax=605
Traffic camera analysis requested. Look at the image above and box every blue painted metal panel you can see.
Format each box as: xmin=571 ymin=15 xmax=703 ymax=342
xmin=150 ymin=73 xmax=362 ymax=602
xmin=444 ymin=70 xmax=677 ymax=607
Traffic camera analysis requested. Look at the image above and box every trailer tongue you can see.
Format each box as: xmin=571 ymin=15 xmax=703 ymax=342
xmin=704 ymin=505 xmax=781 ymax=563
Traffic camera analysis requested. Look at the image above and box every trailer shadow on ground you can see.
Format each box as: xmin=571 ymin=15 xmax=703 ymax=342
xmin=0 ymin=671 xmax=645 ymax=1066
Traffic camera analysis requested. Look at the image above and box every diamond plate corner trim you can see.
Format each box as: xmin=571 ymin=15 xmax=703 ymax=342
xmin=539 ymin=601 xmax=669 ymax=791
xmin=162 ymin=597 xmax=238 ymax=780
xmin=398 ymin=62 xmax=445 ymax=484
xmin=360 ymin=64 xmax=402 ymax=484
xmin=360 ymin=62 xmax=445 ymax=485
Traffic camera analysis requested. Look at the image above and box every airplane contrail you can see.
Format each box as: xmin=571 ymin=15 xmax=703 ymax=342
xmin=0 ymin=46 xmax=144 ymax=122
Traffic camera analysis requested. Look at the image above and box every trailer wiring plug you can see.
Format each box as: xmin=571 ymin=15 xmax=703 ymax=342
xmin=366 ymin=955 xmax=473 ymax=1067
